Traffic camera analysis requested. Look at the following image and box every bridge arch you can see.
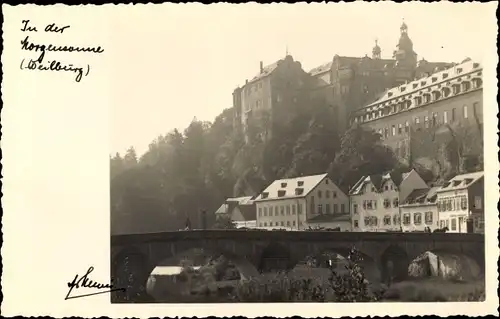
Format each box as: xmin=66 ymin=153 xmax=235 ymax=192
xmin=258 ymin=242 xmax=292 ymax=272
xmin=380 ymin=244 xmax=410 ymax=284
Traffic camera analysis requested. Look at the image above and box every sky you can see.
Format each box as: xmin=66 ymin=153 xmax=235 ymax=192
xmin=110 ymin=2 xmax=494 ymax=157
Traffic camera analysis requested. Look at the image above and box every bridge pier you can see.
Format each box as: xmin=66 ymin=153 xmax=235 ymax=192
xmin=111 ymin=253 xmax=155 ymax=303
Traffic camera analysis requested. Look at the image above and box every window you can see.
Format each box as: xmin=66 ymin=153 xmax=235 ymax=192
xmin=364 ymin=217 xmax=370 ymax=226
xmin=341 ymin=204 xmax=345 ymax=213
xmin=353 ymin=204 xmax=358 ymax=214
xmin=354 ymin=220 xmax=359 ymax=228
xmin=383 ymin=215 xmax=392 ymax=225
xmin=326 ymin=204 xmax=331 ymax=214
xmin=280 ymin=221 xmax=284 ymax=227
xmin=292 ymin=205 xmax=296 ymax=215
xmin=286 ymin=221 xmax=290 ymax=227
xmin=384 ymin=185 xmax=389 ymax=191
xmin=298 ymin=203 xmax=303 ymax=214
xmin=405 ymin=121 xmax=410 ymax=133
xmin=451 ymin=108 xmax=456 ymax=122
xmin=398 ymin=123 xmax=403 ymax=134
xmin=474 ymin=196 xmax=482 ymax=209
xmin=318 ymin=204 xmax=323 ymax=215
xmin=393 ymin=214 xmax=400 ymax=225
xmin=318 ymin=190 xmax=322 ymax=198
xmin=453 ymin=84 xmax=461 ymax=95
xmin=275 ymin=207 xmax=279 ymax=216
xmin=286 ymin=205 xmax=291 ymax=215
xmin=333 ymin=204 xmax=338 ymax=214
xmin=464 ymin=105 xmax=468 ymax=119
xmin=310 ymin=196 xmax=315 ymax=214
xmin=443 ymin=111 xmax=448 ymax=124
xmin=281 ymin=206 xmax=285 ymax=215
xmin=451 ymin=218 xmax=457 ymax=231
xmin=392 ymin=125 xmax=396 ymax=136
xmin=393 ymin=198 xmax=399 ymax=208
xmin=403 ymin=213 xmax=411 ymax=225
xmin=432 ymin=112 xmax=438 ymax=127
xmin=333 ymin=191 xmax=337 ymax=198
xmin=424 ymin=211 xmax=433 ymax=225
xmin=292 ymin=220 xmax=296 ymax=226
xmin=264 ymin=222 xmax=267 ymax=227
xmin=259 ymin=223 xmax=262 ymax=227
xmin=384 ymin=128 xmax=389 ymax=138
xmin=325 ymin=190 xmax=330 ymax=198
xmin=384 ymin=198 xmax=390 ymax=208
xmin=371 ymin=216 xmax=378 ymax=227
xmin=424 ymin=116 xmax=429 ymax=128
xmin=461 ymin=196 xmax=468 ymax=210
xmin=258 ymin=208 xmax=262 ymax=216
xmin=414 ymin=213 xmax=422 ymax=225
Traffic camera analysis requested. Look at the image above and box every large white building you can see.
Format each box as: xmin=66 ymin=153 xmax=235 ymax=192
xmin=349 ymin=169 xmax=428 ymax=232
xmin=253 ymin=173 xmax=349 ymax=230
xmin=435 ymin=171 xmax=484 ymax=234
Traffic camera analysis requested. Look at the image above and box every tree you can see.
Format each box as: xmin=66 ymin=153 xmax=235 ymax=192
xmin=212 ymin=215 xmax=236 ymax=230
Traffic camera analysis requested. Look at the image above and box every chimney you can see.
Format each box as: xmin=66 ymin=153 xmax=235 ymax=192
xmin=260 ymin=61 xmax=264 ymax=73
xmin=245 ymin=79 xmax=248 ymax=85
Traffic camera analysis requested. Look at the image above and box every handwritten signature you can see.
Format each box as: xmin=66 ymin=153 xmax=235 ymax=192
xmin=65 ymin=266 xmax=125 ymax=300
xmin=20 ymin=58 xmax=89 ymax=83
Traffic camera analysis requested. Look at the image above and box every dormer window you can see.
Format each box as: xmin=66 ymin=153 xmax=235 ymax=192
xmin=464 ymin=178 xmax=473 ymax=185
xmin=462 ymin=81 xmax=471 ymax=92
xmin=414 ymin=96 xmax=422 ymax=106
xmin=281 ymin=182 xmax=287 ymax=188
xmin=278 ymin=190 xmax=286 ymax=197
xmin=432 ymin=77 xmax=437 ymax=83
xmin=456 ymin=67 xmax=463 ymax=74
xmin=388 ymin=92 xmax=393 ymax=97
xmin=400 ymin=86 xmax=406 ymax=92
xmin=421 ymin=81 xmax=427 ymax=86
xmin=295 ymin=188 xmax=304 ymax=195
xmin=442 ymin=87 xmax=451 ymax=98
xmin=442 ymin=73 xmax=448 ymax=79
xmin=452 ymin=84 xmax=461 ymax=95
xmin=297 ymin=181 xmax=304 ymax=187
xmin=443 ymin=182 xmax=451 ymax=188
xmin=452 ymin=181 xmax=461 ymax=187
xmin=473 ymin=63 xmax=479 ymax=69
xmin=261 ymin=192 xmax=269 ymax=199
xmin=423 ymin=93 xmax=431 ymax=103
xmin=472 ymin=78 xmax=482 ymax=89
xmin=432 ymin=91 xmax=441 ymax=101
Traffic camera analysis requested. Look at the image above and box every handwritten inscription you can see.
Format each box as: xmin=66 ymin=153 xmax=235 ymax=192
xmin=19 ymin=20 xmax=104 ymax=83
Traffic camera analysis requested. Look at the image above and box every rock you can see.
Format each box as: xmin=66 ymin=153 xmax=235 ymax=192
xmin=408 ymin=251 xmax=481 ymax=280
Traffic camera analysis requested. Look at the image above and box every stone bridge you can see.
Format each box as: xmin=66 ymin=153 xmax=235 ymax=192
xmin=110 ymin=230 xmax=484 ymax=302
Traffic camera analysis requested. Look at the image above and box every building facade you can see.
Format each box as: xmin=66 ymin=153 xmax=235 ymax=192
xmin=215 ymin=196 xmax=257 ymax=228
xmin=399 ymin=187 xmax=439 ymax=232
xmin=435 ymin=171 xmax=484 ymax=234
xmin=253 ymin=173 xmax=349 ymax=230
xmin=233 ymin=55 xmax=313 ymax=142
xmin=352 ymin=59 xmax=483 ymax=163
xmin=308 ymin=21 xmax=453 ymax=133
xmin=349 ymin=169 xmax=428 ymax=232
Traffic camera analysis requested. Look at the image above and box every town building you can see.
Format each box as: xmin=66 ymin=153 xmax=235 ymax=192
xmin=232 ymin=55 xmax=313 ymax=143
xmin=400 ymin=187 xmax=439 ymax=232
xmin=252 ymin=173 xmax=349 ymax=230
xmin=214 ymin=196 xmax=257 ymax=228
xmin=349 ymin=169 xmax=428 ymax=232
xmin=309 ymin=21 xmax=453 ymax=133
xmin=435 ymin=171 xmax=484 ymax=234
xmin=352 ymin=58 xmax=483 ymax=163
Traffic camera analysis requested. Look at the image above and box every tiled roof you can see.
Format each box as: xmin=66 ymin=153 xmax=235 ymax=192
xmin=437 ymin=171 xmax=484 ymax=193
xmin=401 ymin=186 xmax=439 ymax=206
xmin=226 ymin=196 xmax=254 ymax=205
xmin=309 ymin=61 xmax=332 ymax=76
xmin=214 ymin=203 xmax=228 ymax=215
xmin=363 ymin=59 xmax=482 ymax=109
xmin=307 ymin=213 xmax=351 ymax=223
xmin=253 ymin=173 xmax=328 ymax=202
xmin=349 ymin=170 xmax=414 ymax=195
xmin=247 ymin=61 xmax=280 ymax=84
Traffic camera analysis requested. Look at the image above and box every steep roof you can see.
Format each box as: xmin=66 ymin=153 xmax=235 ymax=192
xmin=401 ymin=186 xmax=439 ymax=206
xmin=437 ymin=171 xmax=484 ymax=193
xmin=349 ymin=170 xmax=414 ymax=195
xmin=226 ymin=196 xmax=254 ymax=206
xmin=245 ymin=60 xmax=280 ymax=85
xmin=214 ymin=203 xmax=228 ymax=215
xmin=253 ymin=173 xmax=328 ymax=202
xmin=364 ymin=59 xmax=482 ymax=108
xmin=309 ymin=61 xmax=332 ymax=76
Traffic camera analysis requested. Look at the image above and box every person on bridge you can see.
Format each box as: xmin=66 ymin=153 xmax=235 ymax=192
xmin=185 ymin=217 xmax=192 ymax=230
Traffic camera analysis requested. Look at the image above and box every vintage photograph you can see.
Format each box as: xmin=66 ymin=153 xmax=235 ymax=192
xmin=110 ymin=4 xmax=486 ymax=303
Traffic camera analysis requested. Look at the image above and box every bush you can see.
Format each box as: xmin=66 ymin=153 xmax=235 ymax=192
xmin=233 ymin=247 xmax=382 ymax=302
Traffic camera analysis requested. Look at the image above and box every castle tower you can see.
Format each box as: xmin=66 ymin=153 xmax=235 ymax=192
xmin=372 ymin=39 xmax=381 ymax=59
xmin=393 ymin=20 xmax=418 ymax=68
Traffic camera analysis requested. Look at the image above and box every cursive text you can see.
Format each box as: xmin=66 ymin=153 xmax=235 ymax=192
xmin=20 ymin=58 xmax=88 ymax=82
xmin=65 ymin=266 xmax=125 ymax=300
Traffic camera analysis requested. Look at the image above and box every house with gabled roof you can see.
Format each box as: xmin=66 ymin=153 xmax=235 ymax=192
xmin=435 ymin=171 xmax=484 ymax=233
xmin=349 ymin=169 xmax=427 ymax=232
xmin=214 ymin=196 xmax=257 ymax=229
xmin=253 ymin=173 xmax=349 ymax=230
xmin=400 ymin=187 xmax=440 ymax=232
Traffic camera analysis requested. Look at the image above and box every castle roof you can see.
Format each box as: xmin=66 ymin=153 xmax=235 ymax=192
xmin=253 ymin=173 xmax=329 ymax=202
